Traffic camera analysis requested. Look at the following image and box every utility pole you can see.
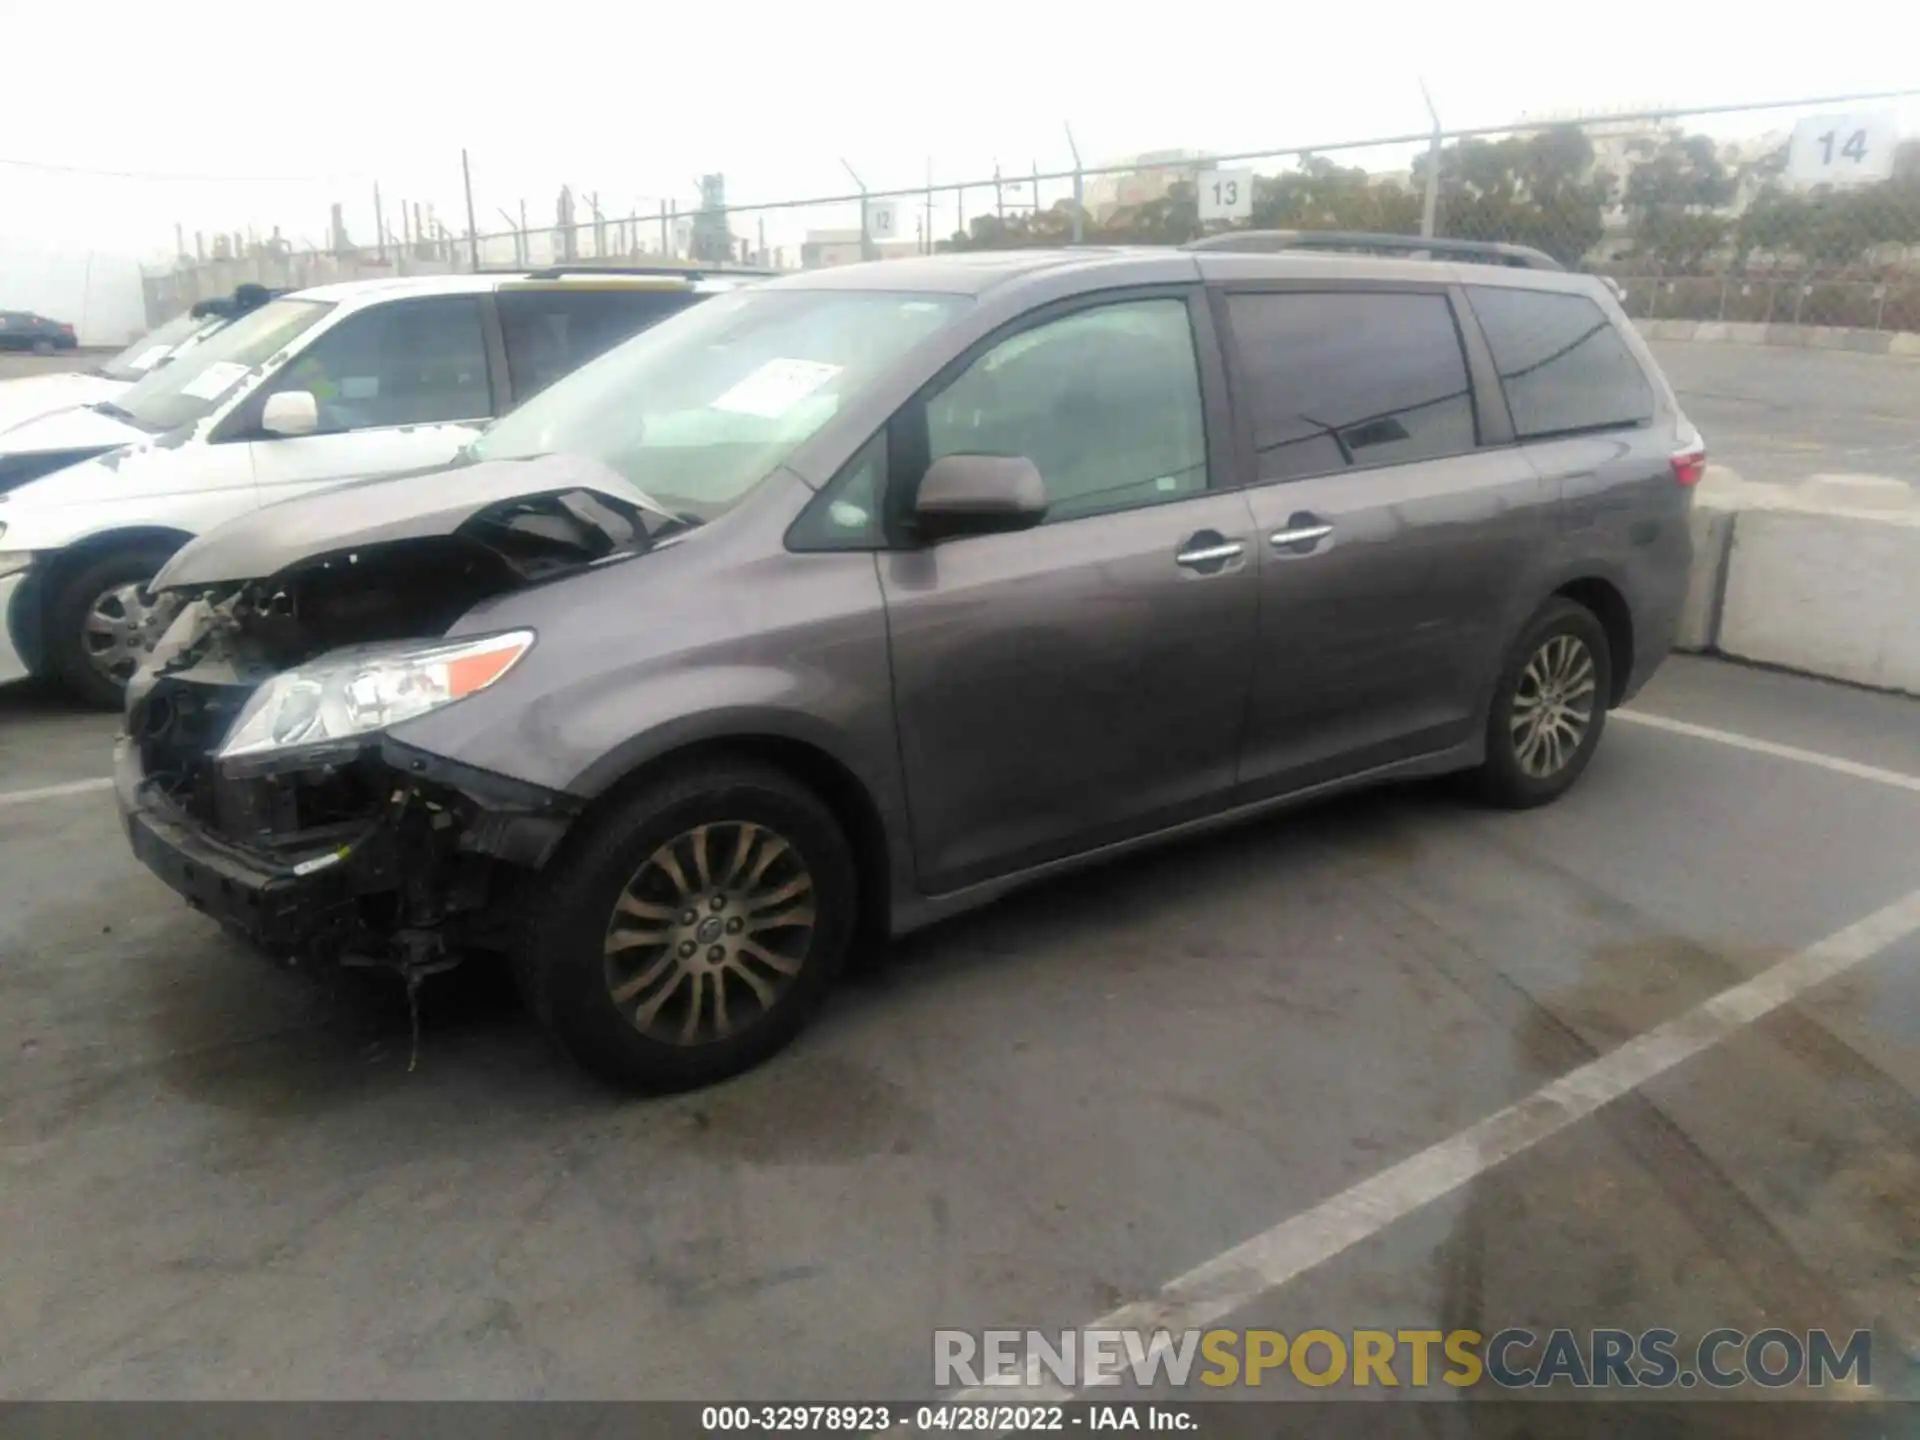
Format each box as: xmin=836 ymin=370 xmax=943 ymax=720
xmin=374 ymin=183 xmax=387 ymax=262
xmin=994 ymin=163 xmax=1005 ymax=223
xmin=1065 ymin=123 xmax=1085 ymax=244
xmin=1418 ymin=79 xmax=1443 ymax=241
xmin=462 ymin=149 xmax=481 ymax=270
xmin=925 ymin=157 xmax=934 ymax=255
xmin=843 ymin=158 xmax=873 ymax=262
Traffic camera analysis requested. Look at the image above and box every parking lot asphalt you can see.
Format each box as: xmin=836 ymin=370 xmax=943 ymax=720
xmin=1648 ymin=340 xmax=1920 ymax=490
xmin=1 ymin=652 xmax=1916 ymax=1404
xmin=0 ymin=352 xmax=99 ymax=381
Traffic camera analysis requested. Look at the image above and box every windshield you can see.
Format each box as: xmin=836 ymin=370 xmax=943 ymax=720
xmin=96 ymin=313 xmax=222 ymax=383
xmin=470 ymin=288 xmax=971 ymax=518
xmin=114 ymin=299 xmax=334 ymax=433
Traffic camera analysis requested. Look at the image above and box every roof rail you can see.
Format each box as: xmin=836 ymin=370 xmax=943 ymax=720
xmin=1183 ymin=230 xmax=1564 ymax=271
xmin=485 ymin=263 xmax=780 ymax=281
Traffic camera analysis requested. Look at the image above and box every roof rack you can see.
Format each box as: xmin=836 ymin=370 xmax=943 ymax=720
xmin=485 ymin=263 xmax=779 ymax=281
xmin=1183 ymin=230 xmax=1564 ymax=271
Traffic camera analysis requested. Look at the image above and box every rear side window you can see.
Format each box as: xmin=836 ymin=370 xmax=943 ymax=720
xmin=1467 ymin=286 xmax=1655 ymax=441
xmin=1225 ymin=291 xmax=1477 ymax=483
xmin=498 ymin=288 xmax=700 ymax=402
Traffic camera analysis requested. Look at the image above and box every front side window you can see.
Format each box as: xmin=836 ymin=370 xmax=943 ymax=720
xmin=497 ymin=287 xmax=701 ymax=403
xmin=470 ymin=287 xmax=970 ymax=522
xmin=266 ymin=296 xmax=491 ymax=432
xmin=924 ymin=298 xmax=1208 ymax=524
xmin=1226 ymin=291 xmax=1478 ymax=483
xmin=116 ymin=299 xmax=333 ymax=433
xmin=1468 ymin=286 xmax=1655 ymax=441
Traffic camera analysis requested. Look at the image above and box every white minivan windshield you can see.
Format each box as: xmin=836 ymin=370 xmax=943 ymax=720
xmin=96 ymin=313 xmax=220 ymax=383
xmin=113 ymin=299 xmax=334 ymax=433
xmin=470 ymin=288 xmax=970 ymax=519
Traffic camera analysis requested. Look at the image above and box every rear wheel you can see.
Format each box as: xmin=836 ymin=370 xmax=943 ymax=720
xmin=515 ymin=761 xmax=857 ymax=1092
xmin=31 ymin=337 xmax=54 ymax=356
xmin=46 ymin=545 xmax=175 ymax=709
xmin=1471 ymin=598 xmax=1612 ymax=809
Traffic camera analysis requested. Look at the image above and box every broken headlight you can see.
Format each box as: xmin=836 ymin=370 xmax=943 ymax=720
xmin=218 ymin=631 xmax=534 ymax=761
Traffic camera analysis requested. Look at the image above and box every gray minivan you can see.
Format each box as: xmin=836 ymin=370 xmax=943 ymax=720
xmin=117 ymin=245 xmax=1703 ymax=1091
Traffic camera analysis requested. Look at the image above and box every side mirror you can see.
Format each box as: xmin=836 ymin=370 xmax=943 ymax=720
xmin=260 ymin=390 xmax=319 ymax=438
xmin=913 ymin=454 xmax=1048 ymax=542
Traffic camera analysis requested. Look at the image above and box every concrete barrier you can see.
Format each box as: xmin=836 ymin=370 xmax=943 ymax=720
xmin=1635 ymin=318 xmax=1920 ymax=357
xmin=1675 ymin=473 xmax=1920 ymax=697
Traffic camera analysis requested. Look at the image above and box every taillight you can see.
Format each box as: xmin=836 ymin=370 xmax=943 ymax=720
xmin=1671 ymin=446 xmax=1706 ymax=486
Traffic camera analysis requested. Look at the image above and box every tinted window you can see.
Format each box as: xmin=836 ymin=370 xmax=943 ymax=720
xmin=268 ymin=296 xmax=490 ymax=431
xmin=925 ymin=298 xmax=1207 ymax=523
xmin=1468 ymin=286 xmax=1655 ymax=440
xmin=497 ymin=288 xmax=700 ymax=402
xmin=1226 ymin=291 xmax=1477 ymax=483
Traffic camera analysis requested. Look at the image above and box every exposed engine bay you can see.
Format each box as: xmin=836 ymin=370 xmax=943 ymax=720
xmin=117 ymin=483 xmax=669 ymax=981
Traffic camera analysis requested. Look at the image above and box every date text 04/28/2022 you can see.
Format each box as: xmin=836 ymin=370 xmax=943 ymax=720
xmin=699 ymin=1405 xmax=1194 ymax=1431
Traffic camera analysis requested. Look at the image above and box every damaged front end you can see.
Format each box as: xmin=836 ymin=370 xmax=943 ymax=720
xmin=116 ymin=473 xmax=666 ymax=980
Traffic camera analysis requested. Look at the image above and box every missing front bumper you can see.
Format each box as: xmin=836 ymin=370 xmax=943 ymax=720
xmin=116 ymin=736 xmax=576 ymax=965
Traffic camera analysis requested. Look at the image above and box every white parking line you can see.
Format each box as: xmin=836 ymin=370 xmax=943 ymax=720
xmin=954 ymin=883 xmax=1920 ymax=1402
xmin=0 ymin=777 xmax=114 ymax=809
xmin=1615 ymin=709 xmax=1920 ymax=794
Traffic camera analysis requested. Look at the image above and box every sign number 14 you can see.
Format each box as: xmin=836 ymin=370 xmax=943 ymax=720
xmin=1816 ymin=129 xmax=1869 ymax=166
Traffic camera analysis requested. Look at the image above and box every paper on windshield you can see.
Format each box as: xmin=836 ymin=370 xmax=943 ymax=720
xmin=127 ymin=345 xmax=172 ymax=373
xmin=178 ymin=360 xmax=252 ymax=402
xmin=709 ymin=358 xmax=842 ymax=420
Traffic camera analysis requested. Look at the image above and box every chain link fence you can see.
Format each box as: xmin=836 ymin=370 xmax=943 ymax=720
xmin=148 ymin=92 xmax=1920 ymax=333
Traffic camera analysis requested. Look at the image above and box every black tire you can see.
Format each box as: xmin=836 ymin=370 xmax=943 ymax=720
xmin=1471 ymin=597 xmax=1613 ymax=810
xmin=31 ymin=338 xmax=54 ymax=357
xmin=46 ymin=545 xmax=176 ymax=710
xmin=515 ymin=760 xmax=858 ymax=1092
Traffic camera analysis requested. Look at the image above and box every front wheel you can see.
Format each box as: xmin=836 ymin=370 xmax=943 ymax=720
xmin=46 ymin=546 xmax=176 ymax=709
xmin=1471 ymin=598 xmax=1613 ymax=809
xmin=515 ymin=761 xmax=858 ymax=1092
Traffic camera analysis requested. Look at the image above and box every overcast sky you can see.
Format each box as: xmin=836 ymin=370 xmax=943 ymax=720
xmin=4 ymin=0 xmax=1917 ymax=261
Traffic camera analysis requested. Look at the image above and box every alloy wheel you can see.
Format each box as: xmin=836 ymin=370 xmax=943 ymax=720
xmin=1509 ymin=633 xmax=1598 ymax=779
xmin=83 ymin=582 xmax=159 ymax=688
xmin=601 ymin=821 xmax=816 ymax=1046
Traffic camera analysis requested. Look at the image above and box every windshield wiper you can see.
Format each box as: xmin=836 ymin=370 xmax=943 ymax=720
xmin=89 ymin=399 xmax=159 ymax=432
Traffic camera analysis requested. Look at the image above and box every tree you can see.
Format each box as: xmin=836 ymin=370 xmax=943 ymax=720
xmin=1623 ymin=133 xmax=1736 ymax=269
xmin=1408 ymin=125 xmax=1611 ymax=265
xmin=1246 ymin=156 xmax=1421 ymax=235
xmin=1735 ymin=138 xmax=1920 ymax=269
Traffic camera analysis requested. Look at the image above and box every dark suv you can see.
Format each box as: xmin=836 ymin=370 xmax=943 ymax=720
xmin=117 ymin=246 xmax=1702 ymax=1091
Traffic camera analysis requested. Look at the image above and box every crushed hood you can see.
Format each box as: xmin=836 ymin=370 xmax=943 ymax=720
xmin=154 ymin=452 xmax=678 ymax=590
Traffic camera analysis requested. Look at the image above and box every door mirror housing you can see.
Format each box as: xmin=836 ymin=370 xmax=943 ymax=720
xmin=261 ymin=390 xmax=320 ymax=438
xmin=913 ymin=454 xmax=1048 ymax=542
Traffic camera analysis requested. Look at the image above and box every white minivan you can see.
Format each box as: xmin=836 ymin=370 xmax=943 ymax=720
xmin=0 ymin=268 xmax=751 ymax=704
xmin=0 ymin=288 xmax=279 ymax=432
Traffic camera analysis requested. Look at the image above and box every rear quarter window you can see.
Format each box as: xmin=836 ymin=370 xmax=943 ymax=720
xmin=1467 ymin=286 xmax=1655 ymax=441
xmin=1224 ymin=290 xmax=1479 ymax=483
xmin=497 ymin=288 xmax=701 ymax=402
